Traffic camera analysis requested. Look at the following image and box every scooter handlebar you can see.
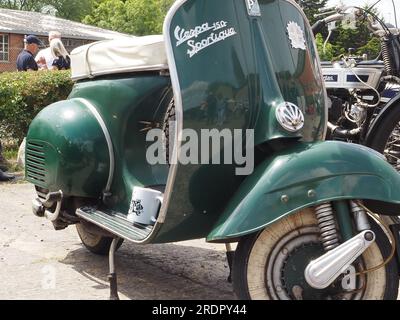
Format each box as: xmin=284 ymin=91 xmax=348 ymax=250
xmin=312 ymin=20 xmax=327 ymax=35
xmin=323 ymin=13 xmax=346 ymax=24
xmin=312 ymin=13 xmax=345 ymax=35
xmin=318 ymin=6 xmax=335 ymax=13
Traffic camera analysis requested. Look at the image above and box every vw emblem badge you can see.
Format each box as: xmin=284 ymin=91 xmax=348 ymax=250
xmin=276 ymin=102 xmax=305 ymax=132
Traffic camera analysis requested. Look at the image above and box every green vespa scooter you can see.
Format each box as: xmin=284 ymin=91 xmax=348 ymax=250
xmin=26 ymin=0 xmax=400 ymax=300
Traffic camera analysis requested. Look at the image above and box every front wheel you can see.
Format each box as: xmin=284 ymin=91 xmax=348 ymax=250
xmin=232 ymin=207 xmax=399 ymax=300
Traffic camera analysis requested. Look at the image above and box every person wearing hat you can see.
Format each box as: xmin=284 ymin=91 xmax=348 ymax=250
xmin=16 ymin=35 xmax=43 ymax=71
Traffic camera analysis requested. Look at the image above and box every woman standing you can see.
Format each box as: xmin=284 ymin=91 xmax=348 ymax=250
xmin=49 ymin=38 xmax=70 ymax=70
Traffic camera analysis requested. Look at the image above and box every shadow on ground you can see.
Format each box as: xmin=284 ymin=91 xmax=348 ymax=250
xmin=60 ymin=241 xmax=235 ymax=300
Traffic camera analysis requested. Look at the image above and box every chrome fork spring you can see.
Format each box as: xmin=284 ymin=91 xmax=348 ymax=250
xmin=315 ymin=203 xmax=340 ymax=251
xmin=381 ymin=39 xmax=394 ymax=76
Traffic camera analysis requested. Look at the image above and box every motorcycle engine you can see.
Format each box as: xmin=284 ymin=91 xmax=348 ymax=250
xmin=323 ymin=61 xmax=386 ymax=141
xmin=327 ymin=93 xmax=347 ymax=124
xmin=325 ymin=88 xmax=379 ymax=141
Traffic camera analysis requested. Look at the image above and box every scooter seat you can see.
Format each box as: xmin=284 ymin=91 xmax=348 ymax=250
xmin=70 ymin=35 xmax=168 ymax=81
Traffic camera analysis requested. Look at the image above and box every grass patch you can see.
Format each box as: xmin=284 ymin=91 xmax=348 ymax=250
xmin=3 ymin=147 xmax=18 ymax=161
xmin=2 ymin=146 xmax=23 ymax=173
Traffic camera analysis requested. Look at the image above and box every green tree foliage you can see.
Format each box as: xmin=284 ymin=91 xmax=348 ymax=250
xmin=83 ymin=0 xmax=175 ymax=35
xmin=315 ymin=33 xmax=334 ymax=61
xmin=42 ymin=0 xmax=93 ymax=22
xmin=320 ymin=19 xmax=381 ymax=60
xmin=299 ymin=3 xmax=382 ymax=61
xmin=0 ymin=0 xmax=93 ymax=22
xmin=83 ymin=0 xmax=131 ymax=34
xmin=356 ymin=37 xmax=381 ymax=59
xmin=328 ymin=11 xmax=382 ymax=60
xmin=296 ymin=0 xmax=328 ymax=25
xmin=0 ymin=0 xmax=38 ymax=11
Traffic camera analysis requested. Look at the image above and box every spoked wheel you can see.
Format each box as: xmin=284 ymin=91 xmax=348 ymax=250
xmin=162 ymin=99 xmax=176 ymax=165
xmin=368 ymin=107 xmax=400 ymax=172
xmin=232 ymin=208 xmax=399 ymax=300
xmin=76 ymin=222 xmax=124 ymax=256
xmin=368 ymin=107 xmax=400 ymax=225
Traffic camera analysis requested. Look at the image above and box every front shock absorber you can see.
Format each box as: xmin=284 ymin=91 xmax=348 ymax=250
xmin=349 ymin=201 xmax=371 ymax=231
xmin=381 ymin=38 xmax=394 ymax=76
xmin=315 ymin=203 xmax=340 ymax=251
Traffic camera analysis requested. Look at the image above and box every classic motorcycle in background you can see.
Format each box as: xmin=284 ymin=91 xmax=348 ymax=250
xmin=313 ymin=4 xmax=400 ymax=228
xmin=25 ymin=0 xmax=400 ymax=300
xmin=313 ymin=4 xmax=400 ymax=174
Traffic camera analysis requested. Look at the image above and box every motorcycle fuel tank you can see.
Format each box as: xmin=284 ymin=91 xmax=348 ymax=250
xmin=322 ymin=63 xmax=384 ymax=90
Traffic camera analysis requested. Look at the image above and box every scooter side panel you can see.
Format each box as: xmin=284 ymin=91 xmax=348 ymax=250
xmin=207 ymin=141 xmax=400 ymax=242
xmin=156 ymin=0 xmax=327 ymax=242
xmin=26 ymin=100 xmax=110 ymax=197
xmin=26 ymin=75 xmax=172 ymax=208
xmin=68 ymin=75 xmax=172 ymax=213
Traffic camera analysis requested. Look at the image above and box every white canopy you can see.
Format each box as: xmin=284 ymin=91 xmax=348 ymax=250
xmin=70 ymin=35 xmax=168 ymax=81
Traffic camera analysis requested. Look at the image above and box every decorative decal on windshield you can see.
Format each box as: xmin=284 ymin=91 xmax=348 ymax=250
xmin=287 ymin=21 xmax=307 ymax=50
xmin=174 ymin=20 xmax=237 ymax=58
xmin=245 ymin=0 xmax=261 ymax=16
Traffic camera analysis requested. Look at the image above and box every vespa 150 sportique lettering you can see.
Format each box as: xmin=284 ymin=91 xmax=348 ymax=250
xmin=174 ymin=20 xmax=238 ymax=58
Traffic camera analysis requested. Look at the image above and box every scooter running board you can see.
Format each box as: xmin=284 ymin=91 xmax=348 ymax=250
xmin=76 ymin=207 xmax=154 ymax=242
xmin=305 ymin=230 xmax=375 ymax=289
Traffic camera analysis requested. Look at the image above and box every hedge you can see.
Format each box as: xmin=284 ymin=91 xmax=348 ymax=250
xmin=0 ymin=70 xmax=74 ymax=143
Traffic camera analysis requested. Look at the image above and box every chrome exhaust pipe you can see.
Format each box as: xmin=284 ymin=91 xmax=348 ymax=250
xmin=32 ymin=190 xmax=63 ymax=222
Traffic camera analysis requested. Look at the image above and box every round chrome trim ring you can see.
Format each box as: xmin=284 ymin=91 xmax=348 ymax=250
xmin=276 ymin=102 xmax=305 ymax=132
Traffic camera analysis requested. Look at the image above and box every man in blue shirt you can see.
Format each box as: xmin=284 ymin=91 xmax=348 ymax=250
xmin=16 ymin=35 xmax=43 ymax=71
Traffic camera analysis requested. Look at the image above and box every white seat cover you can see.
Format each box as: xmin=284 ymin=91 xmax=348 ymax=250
xmin=70 ymin=35 xmax=168 ymax=80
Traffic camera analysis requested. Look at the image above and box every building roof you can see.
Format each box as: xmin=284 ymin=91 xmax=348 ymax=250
xmin=0 ymin=8 xmax=133 ymax=41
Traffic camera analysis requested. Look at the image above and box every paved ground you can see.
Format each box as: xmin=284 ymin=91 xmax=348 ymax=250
xmin=0 ymin=182 xmax=399 ymax=300
xmin=0 ymin=183 xmax=235 ymax=300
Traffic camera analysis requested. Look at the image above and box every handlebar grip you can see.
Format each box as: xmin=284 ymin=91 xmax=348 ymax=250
xmin=318 ymin=7 xmax=335 ymax=13
xmin=312 ymin=20 xmax=326 ymax=35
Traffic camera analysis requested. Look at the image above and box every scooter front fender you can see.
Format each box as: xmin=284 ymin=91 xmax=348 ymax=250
xmin=207 ymin=141 xmax=400 ymax=242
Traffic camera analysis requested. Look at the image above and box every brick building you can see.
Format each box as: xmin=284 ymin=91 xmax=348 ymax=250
xmin=0 ymin=9 xmax=132 ymax=72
